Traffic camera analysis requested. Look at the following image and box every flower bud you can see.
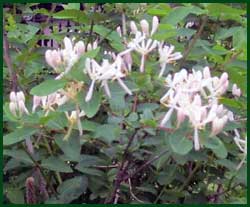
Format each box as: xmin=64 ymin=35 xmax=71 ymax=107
xmin=211 ymin=116 xmax=228 ymax=136
xmin=151 ymin=16 xmax=159 ymax=36
xmin=74 ymin=41 xmax=85 ymax=57
xmin=18 ymin=100 xmax=29 ymax=115
xmin=64 ymin=37 xmax=73 ymax=51
xmin=232 ymin=84 xmax=241 ymax=97
xmin=203 ymin=66 xmax=211 ymax=79
xmin=140 ymin=19 xmax=149 ymax=36
xmin=10 ymin=91 xmax=17 ymax=102
xmin=219 ymin=72 xmax=228 ymax=85
xmin=17 ymin=91 xmax=25 ymax=102
xmin=9 ymin=102 xmax=17 ymax=116
xmin=87 ymin=43 xmax=92 ymax=51
xmin=130 ymin=21 xmax=138 ymax=34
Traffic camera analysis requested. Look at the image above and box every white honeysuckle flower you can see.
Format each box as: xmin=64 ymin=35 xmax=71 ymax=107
xmin=32 ymin=92 xmax=68 ymax=116
xmin=160 ymin=67 xmax=236 ymax=151
xmin=158 ymin=43 xmax=183 ymax=77
xmin=232 ymin=83 xmax=241 ymax=97
xmin=45 ymin=37 xmax=98 ymax=80
xmin=84 ymin=55 xmax=132 ymax=102
xmin=121 ymin=16 xmax=159 ymax=73
xmin=9 ymin=91 xmax=29 ymax=117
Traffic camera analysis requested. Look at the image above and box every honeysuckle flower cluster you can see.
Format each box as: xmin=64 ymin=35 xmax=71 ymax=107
xmin=45 ymin=37 xmax=97 ymax=80
xmin=9 ymin=91 xmax=29 ymax=117
xmin=120 ymin=16 xmax=182 ymax=76
xmin=159 ymin=67 xmax=240 ymax=151
xmin=32 ymin=92 xmax=68 ymax=116
xmin=84 ymin=54 xmax=132 ymax=102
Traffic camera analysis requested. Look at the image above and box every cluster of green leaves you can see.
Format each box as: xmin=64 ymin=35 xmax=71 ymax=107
xmin=3 ymin=3 xmax=246 ymax=204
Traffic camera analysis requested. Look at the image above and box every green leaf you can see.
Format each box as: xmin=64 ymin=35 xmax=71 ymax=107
xmin=57 ymin=176 xmax=88 ymax=203
xmin=169 ymin=135 xmax=193 ymax=155
xmin=5 ymin=188 xmax=24 ymax=204
xmin=30 ymin=79 xmax=67 ymax=96
xmin=3 ymin=127 xmax=39 ymax=146
xmin=41 ymin=156 xmax=73 ymax=172
xmin=203 ymin=136 xmax=228 ymax=159
xmin=205 ymin=3 xmax=245 ymax=22
xmin=94 ymin=124 xmax=121 ymax=143
xmin=55 ymin=134 xmax=81 ymax=162
xmin=53 ymin=10 xmax=88 ymax=24
xmin=162 ymin=6 xmax=206 ymax=25
xmin=108 ymin=82 xmax=127 ymax=112
xmin=3 ymin=149 xmax=33 ymax=164
xmin=78 ymin=91 xmax=101 ymax=118
xmin=82 ymin=120 xmax=100 ymax=132
xmin=63 ymin=3 xmax=80 ymax=10
xmin=75 ymin=166 xmax=104 ymax=177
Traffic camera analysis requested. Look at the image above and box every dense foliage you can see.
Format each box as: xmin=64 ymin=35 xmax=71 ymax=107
xmin=3 ymin=3 xmax=247 ymax=204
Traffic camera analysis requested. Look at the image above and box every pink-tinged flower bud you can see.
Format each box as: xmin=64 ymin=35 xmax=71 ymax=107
xmin=9 ymin=102 xmax=17 ymax=116
xmin=17 ymin=91 xmax=25 ymax=102
xmin=130 ymin=21 xmax=138 ymax=34
xmin=87 ymin=43 xmax=92 ymax=51
xmin=151 ymin=16 xmax=159 ymax=36
xmin=140 ymin=19 xmax=149 ymax=36
xmin=64 ymin=36 xmax=73 ymax=51
xmin=74 ymin=41 xmax=85 ymax=57
xmin=10 ymin=91 xmax=17 ymax=102
xmin=177 ymin=109 xmax=186 ymax=127
xmin=219 ymin=72 xmax=228 ymax=85
xmin=45 ymin=50 xmax=61 ymax=69
xmin=122 ymin=52 xmax=133 ymax=71
xmin=211 ymin=116 xmax=228 ymax=136
xmin=116 ymin=26 xmax=122 ymax=37
xmin=203 ymin=66 xmax=211 ymax=79
xmin=18 ymin=100 xmax=29 ymax=115
xmin=32 ymin=96 xmax=41 ymax=113
xmin=218 ymin=80 xmax=229 ymax=95
xmin=232 ymin=84 xmax=241 ymax=97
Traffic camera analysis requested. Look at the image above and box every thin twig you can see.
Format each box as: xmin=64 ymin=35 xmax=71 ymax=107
xmin=105 ymin=129 xmax=139 ymax=203
xmin=179 ymin=16 xmax=208 ymax=68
